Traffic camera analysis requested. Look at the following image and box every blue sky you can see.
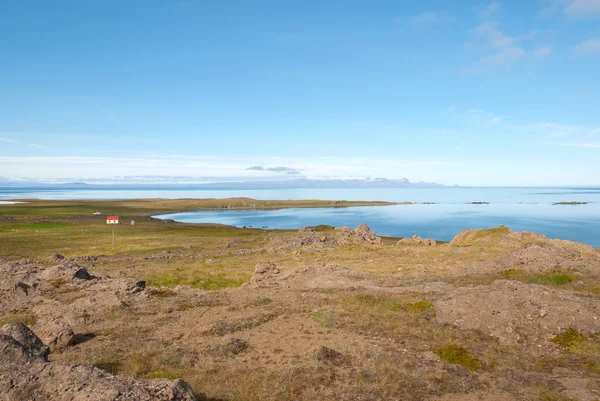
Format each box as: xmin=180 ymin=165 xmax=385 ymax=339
xmin=0 ymin=0 xmax=599 ymax=186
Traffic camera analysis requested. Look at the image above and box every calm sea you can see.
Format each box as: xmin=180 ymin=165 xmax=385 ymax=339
xmin=1 ymin=187 xmax=599 ymax=247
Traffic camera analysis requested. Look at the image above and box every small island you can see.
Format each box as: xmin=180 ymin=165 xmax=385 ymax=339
xmin=553 ymin=201 xmax=588 ymax=205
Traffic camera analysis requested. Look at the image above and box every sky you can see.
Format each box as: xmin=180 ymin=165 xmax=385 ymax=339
xmin=0 ymin=0 xmax=599 ymax=186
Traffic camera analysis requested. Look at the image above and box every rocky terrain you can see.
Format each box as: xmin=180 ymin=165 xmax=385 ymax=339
xmin=2 ymin=221 xmax=600 ymax=400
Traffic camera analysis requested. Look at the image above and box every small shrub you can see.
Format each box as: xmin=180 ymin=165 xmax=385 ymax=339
xmin=434 ymin=345 xmax=482 ymax=371
xmin=310 ymin=312 xmax=333 ymax=327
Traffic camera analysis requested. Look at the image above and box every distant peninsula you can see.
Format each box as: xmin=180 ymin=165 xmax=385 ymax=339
xmin=0 ymin=178 xmax=451 ymax=190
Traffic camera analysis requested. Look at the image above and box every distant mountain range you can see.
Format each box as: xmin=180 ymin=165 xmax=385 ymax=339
xmin=0 ymin=178 xmax=452 ymax=190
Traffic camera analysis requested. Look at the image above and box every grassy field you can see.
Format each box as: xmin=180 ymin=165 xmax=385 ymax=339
xmin=1 ymin=197 xmax=398 ymax=217
xmin=3 ymin=198 xmax=600 ymax=400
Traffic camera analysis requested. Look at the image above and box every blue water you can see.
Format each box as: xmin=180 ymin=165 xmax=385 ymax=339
xmin=2 ymin=186 xmax=599 ymax=247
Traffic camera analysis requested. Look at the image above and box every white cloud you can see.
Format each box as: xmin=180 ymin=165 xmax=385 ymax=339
xmin=552 ymin=141 xmax=600 ymax=148
xmin=409 ymin=11 xmax=449 ymax=24
xmin=0 ymin=137 xmax=19 ymax=143
xmin=534 ymin=122 xmax=600 ymax=138
xmin=564 ymin=0 xmax=600 ymax=17
xmin=481 ymin=1 xmax=502 ymax=18
xmin=480 ymin=46 xmax=525 ymax=65
xmin=573 ymin=39 xmax=600 ymax=55
xmin=0 ymin=155 xmax=450 ymax=182
xmin=473 ymin=22 xmax=514 ymax=48
xmin=532 ymin=45 xmax=553 ymax=59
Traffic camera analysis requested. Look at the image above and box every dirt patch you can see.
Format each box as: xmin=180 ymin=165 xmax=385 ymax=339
xmin=435 ymin=280 xmax=600 ymax=346
xmin=465 ymin=242 xmax=600 ymax=275
xmin=246 ymin=263 xmax=373 ymax=290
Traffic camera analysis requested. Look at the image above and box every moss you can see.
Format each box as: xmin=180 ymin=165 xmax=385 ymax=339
xmin=310 ymin=312 xmax=333 ymax=327
xmin=501 ymin=268 xmax=524 ymax=277
xmin=535 ymin=273 xmax=577 ymax=286
xmin=434 ymin=345 xmax=482 ymax=371
xmin=406 ymin=301 xmax=434 ymax=313
xmin=549 ymin=328 xmax=585 ymax=351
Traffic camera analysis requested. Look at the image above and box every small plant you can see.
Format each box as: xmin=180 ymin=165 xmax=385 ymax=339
xmin=310 ymin=311 xmax=333 ymax=327
xmin=434 ymin=345 xmax=482 ymax=371
xmin=549 ymin=328 xmax=585 ymax=351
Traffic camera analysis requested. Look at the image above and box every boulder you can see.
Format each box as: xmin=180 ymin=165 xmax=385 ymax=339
xmin=35 ymin=319 xmax=75 ymax=349
xmin=0 ymin=322 xmax=49 ymax=360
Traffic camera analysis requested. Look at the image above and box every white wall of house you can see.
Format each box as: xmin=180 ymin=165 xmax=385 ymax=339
xmin=106 ymin=219 xmax=119 ymax=224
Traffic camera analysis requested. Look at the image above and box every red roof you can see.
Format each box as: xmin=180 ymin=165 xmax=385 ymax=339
xmin=106 ymin=216 xmax=119 ymax=220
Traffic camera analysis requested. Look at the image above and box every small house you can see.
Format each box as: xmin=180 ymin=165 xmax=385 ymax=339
xmin=106 ymin=216 xmax=120 ymax=225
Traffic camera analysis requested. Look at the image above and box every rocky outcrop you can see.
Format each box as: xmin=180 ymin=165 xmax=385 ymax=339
xmin=0 ymin=323 xmax=197 ymax=401
xmin=435 ymin=280 xmax=600 ymax=346
xmin=39 ymin=263 xmax=96 ymax=282
xmin=246 ymin=262 xmax=281 ymax=285
xmin=353 ymin=224 xmax=383 ymax=245
xmin=334 ymin=224 xmax=383 ymax=245
xmin=397 ymin=235 xmax=437 ymax=246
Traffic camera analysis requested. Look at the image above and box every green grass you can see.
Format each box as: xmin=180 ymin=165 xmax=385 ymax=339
xmin=347 ymin=294 xmax=433 ymax=313
xmin=0 ymin=222 xmax=72 ymax=232
xmin=146 ymin=274 xmax=249 ymax=291
xmin=310 ymin=311 xmax=333 ymax=327
xmin=534 ymin=273 xmax=578 ymax=286
xmin=434 ymin=345 xmax=482 ymax=371
xmin=499 ymin=270 xmax=579 ymax=286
